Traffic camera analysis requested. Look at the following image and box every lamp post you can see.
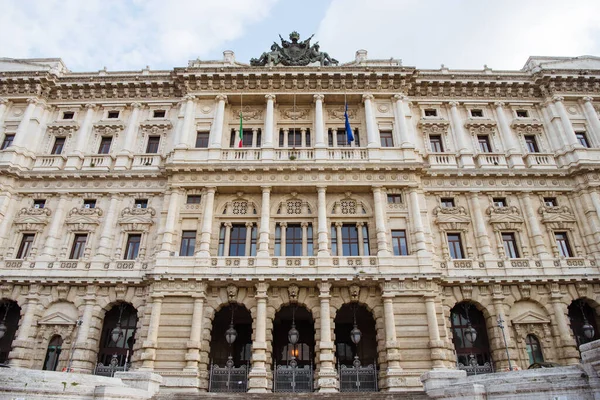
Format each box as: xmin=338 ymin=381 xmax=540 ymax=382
xmin=110 ymin=304 xmax=125 ymax=345
xmin=66 ymin=318 xmax=83 ymax=372
xmin=497 ymin=316 xmax=513 ymax=371
xmin=288 ymin=306 xmax=299 ymax=366
xmin=0 ymin=302 xmax=10 ymax=340
xmin=350 ymin=303 xmax=362 ymax=367
xmin=579 ymin=301 xmax=596 ymax=343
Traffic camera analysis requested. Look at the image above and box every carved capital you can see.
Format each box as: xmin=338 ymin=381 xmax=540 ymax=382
xmin=393 ymin=94 xmax=408 ymax=102
xmin=582 ymin=96 xmax=594 ymax=103
xmin=84 ymin=103 xmax=97 ymax=110
xmin=552 ymin=95 xmax=565 ymax=103
xmin=362 ymin=94 xmax=374 ymax=102
xmin=215 ymin=94 xmax=227 ymax=103
xmin=448 ymin=101 xmax=460 ymax=107
xmin=130 ymin=102 xmax=142 ymax=109
xmin=313 ymin=94 xmax=325 ymax=103
xmin=26 ymin=98 xmax=38 ymax=105
xmin=261 ymin=186 xmax=272 ymax=193
xmin=255 ymin=282 xmax=269 ymax=297
xmin=494 ymin=101 xmax=505 ymax=108
xmin=265 ymin=94 xmax=276 ymax=102
xmin=245 ymin=221 xmax=254 ymax=228
xmin=318 ymin=281 xmax=332 ymax=295
xmin=0 ymin=98 xmax=8 ymax=105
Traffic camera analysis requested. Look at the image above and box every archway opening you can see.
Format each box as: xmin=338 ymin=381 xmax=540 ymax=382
xmin=97 ymin=303 xmax=138 ymax=371
xmin=0 ymin=300 xmax=21 ymax=365
xmin=450 ymin=302 xmax=492 ymax=375
xmin=43 ymin=335 xmax=63 ymax=371
xmin=568 ymin=299 xmax=600 ymax=347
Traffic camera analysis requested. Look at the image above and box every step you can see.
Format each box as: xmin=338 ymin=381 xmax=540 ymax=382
xmin=153 ymin=392 xmax=430 ymax=400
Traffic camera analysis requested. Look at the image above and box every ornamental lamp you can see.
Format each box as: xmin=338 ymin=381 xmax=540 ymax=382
xmin=288 ymin=324 xmax=300 ymax=345
xmin=464 ymin=323 xmax=477 ymax=345
xmin=583 ymin=321 xmax=595 ymax=341
xmin=0 ymin=321 xmax=6 ymax=340
xmin=225 ymin=323 xmax=238 ymax=345
xmin=110 ymin=324 xmax=123 ymax=344
xmin=350 ymin=324 xmax=362 ymax=345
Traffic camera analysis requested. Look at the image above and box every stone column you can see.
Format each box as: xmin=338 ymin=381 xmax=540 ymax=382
xmin=257 ymin=186 xmax=271 ymax=259
xmin=519 ymin=192 xmax=550 ymax=259
xmin=408 ymin=188 xmax=431 ymax=262
xmin=12 ymin=98 xmax=38 ymax=148
xmin=316 ymin=186 xmax=329 ymax=256
xmin=39 ymin=196 xmax=68 ymax=259
xmin=393 ymin=94 xmax=413 ymax=148
xmin=0 ymin=192 xmax=15 ymax=227
xmin=248 ymin=283 xmax=270 ymax=392
xmin=0 ymin=196 xmax=18 ymax=251
xmin=176 ymin=95 xmax=197 ymax=149
xmin=96 ymin=195 xmax=121 ymax=259
xmin=467 ymin=192 xmax=493 ymax=260
xmin=222 ymin=223 xmax=232 ymax=256
xmin=244 ymin=222 xmax=253 ymax=256
xmin=197 ymin=187 xmax=216 ymax=258
xmin=380 ymin=283 xmax=403 ymax=391
xmin=424 ymin=295 xmax=446 ymax=369
xmin=71 ymin=104 xmax=96 ymax=156
xmin=70 ymin=290 xmax=97 ymax=373
xmin=301 ymin=222 xmax=309 ymax=256
xmin=263 ymin=95 xmax=275 ymax=148
xmin=279 ymin=222 xmax=287 ymax=257
xmin=159 ymin=189 xmax=181 ymax=256
xmin=550 ymin=289 xmax=580 ymax=365
xmin=140 ymin=295 xmax=164 ymax=370
xmin=0 ymin=98 xmax=8 ymax=124
xmin=9 ymin=294 xmax=39 ymax=368
xmin=120 ymin=103 xmax=142 ymax=154
xmin=314 ymin=95 xmax=326 ymax=148
xmin=587 ymin=191 xmax=600 ymax=251
xmin=317 ymin=282 xmax=337 ymax=392
xmin=372 ymin=186 xmax=391 ymax=257
xmin=552 ymin=96 xmax=580 ymax=148
xmin=491 ymin=292 xmax=515 ymax=370
xmin=335 ymin=222 xmax=343 ymax=256
xmin=184 ymin=283 xmax=207 ymax=371
xmin=208 ymin=95 xmax=226 ymax=149
xmin=363 ymin=94 xmax=380 ymax=148
xmin=448 ymin=101 xmax=475 ymax=167
xmin=494 ymin=102 xmax=525 ymax=167
xmin=581 ymin=97 xmax=600 ymax=145
xmin=170 ymin=100 xmax=186 ymax=149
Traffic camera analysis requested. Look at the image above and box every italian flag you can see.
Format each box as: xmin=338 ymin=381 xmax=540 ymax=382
xmin=237 ymin=110 xmax=243 ymax=148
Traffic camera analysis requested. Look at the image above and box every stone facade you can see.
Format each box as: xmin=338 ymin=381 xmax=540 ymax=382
xmin=0 ymin=51 xmax=599 ymax=395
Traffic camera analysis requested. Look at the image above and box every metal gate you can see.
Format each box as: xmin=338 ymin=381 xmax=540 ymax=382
xmin=208 ymin=358 xmax=248 ymax=392
xmin=94 ymin=354 xmax=129 ymax=377
xmin=273 ymin=359 xmax=313 ymax=392
xmin=339 ymin=358 xmax=378 ymax=392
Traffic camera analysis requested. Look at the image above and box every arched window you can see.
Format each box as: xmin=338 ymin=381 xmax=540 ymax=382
xmin=450 ymin=302 xmax=492 ymax=372
xmin=43 ymin=335 xmax=63 ymax=371
xmin=0 ymin=300 xmax=21 ymax=365
xmin=525 ymin=334 xmax=544 ymax=365
xmin=98 ymin=303 xmax=138 ymax=367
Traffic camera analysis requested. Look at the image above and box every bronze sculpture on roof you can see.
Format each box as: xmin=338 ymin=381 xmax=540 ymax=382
xmin=250 ymin=31 xmax=339 ymax=67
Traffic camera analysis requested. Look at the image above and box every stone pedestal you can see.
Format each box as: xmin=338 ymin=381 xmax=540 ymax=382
xmin=114 ymin=371 xmax=163 ymax=396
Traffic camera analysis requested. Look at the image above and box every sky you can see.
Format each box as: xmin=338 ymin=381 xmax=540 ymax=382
xmin=1 ymin=0 xmax=600 ymax=72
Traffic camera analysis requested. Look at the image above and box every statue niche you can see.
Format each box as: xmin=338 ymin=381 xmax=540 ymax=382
xmin=250 ymin=31 xmax=339 ymax=67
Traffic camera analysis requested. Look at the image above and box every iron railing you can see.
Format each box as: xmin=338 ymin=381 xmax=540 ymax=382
xmin=457 ymin=354 xmax=494 ymax=375
xmin=339 ymin=357 xmax=378 ymax=392
xmin=94 ymin=354 xmax=129 ymax=377
xmin=273 ymin=359 xmax=313 ymax=392
xmin=209 ymin=357 xmax=248 ymax=392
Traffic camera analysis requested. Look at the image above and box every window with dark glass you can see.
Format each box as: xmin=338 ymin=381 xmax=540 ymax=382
xmin=332 ymin=224 xmax=369 ymax=256
xmin=42 ymin=335 xmax=63 ymax=371
xmin=153 ymin=110 xmax=166 ymax=118
xmin=336 ymin=129 xmax=347 ymax=147
xmin=287 ymin=128 xmax=302 ymax=147
xmin=429 ymin=135 xmax=444 ymax=152
xmin=186 ymin=195 xmax=201 ymax=204
xmin=63 ymin=111 xmax=75 ymax=120
xmin=107 ymin=111 xmax=120 ymax=119
xmin=285 ymin=224 xmax=303 ymax=256
xmin=493 ymin=198 xmax=506 ymax=207
xmin=502 ymin=232 xmax=520 ymax=258
xmin=1 ymin=134 xmax=14 ymax=150
xmin=392 ymin=230 xmax=408 ymax=256
xmin=179 ymin=231 xmax=196 ymax=256
xmin=51 ymin=137 xmax=66 ymax=155
xmin=33 ymin=199 xmax=46 ymax=209
xmin=387 ymin=194 xmax=402 ymax=204
xmin=478 ymin=135 xmax=492 ymax=153
xmin=450 ymin=303 xmax=492 ymax=368
xmin=230 ymin=129 xmax=255 ymax=148
xmin=516 ymin=110 xmax=529 ymax=118
xmin=195 ymin=132 xmax=209 ymax=148
xmin=576 ymin=132 xmax=590 ymax=148
xmin=555 ymin=232 xmax=573 ymax=257
xmin=441 ymin=198 xmax=455 ymax=208
xmin=98 ymin=136 xmax=112 ymax=154
xmin=83 ymin=199 xmax=96 ymax=208
xmin=124 ymin=234 xmax=141 ymax=260
xmin=69 ymin=234 xmax=88 ymax=259
xmin=229 ymin=224 xmax=247 ymax=256
xmin=447 ymin=233 xmax=464 ymax=259
xmin=380 ymin=131 xmax=394 ymax=147
xmin=424 ymin=109 xmax=437 ymax=117
xmin=134 ymin=199 xmax=148 ymax=209
xmin=145 ymin=136 xmax=160 ymax=153
xmin=544 ymin=197 xmax=558 ymax=207
xmin=470 ymin=109 xmax=484 ymax=118
xmin=525 ymin=334 xmax=544 ymax=365
xmin=17 ymin=234 xmax=35 ymax=259
xmin=524 ymin=135 xmax=539 ymax=153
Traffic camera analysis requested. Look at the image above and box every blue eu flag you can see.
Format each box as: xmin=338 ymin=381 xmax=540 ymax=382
xmin=344 ymin=103 xmax=354 ymax=143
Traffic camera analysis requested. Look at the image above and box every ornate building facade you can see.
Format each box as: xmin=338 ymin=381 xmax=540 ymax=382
xmin=0 ymin=41 xmax=600 ymax=395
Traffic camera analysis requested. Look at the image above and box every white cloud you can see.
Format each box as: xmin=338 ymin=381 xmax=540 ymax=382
xmin=0 ymin=0 xmax=279 ymax=71
xmin=315 ymin=0 xmax=600 ymax=69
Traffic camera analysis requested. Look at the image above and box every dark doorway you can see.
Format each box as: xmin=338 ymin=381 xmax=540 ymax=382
xmin=209 ymin=303 xmax=253 ymax=367
xmin=334 ymin=303 xmax=377 ymax=366
xmin=450 ymin=302 xmax=492 ymax=374
xmin=0 ymin=300 xmax=21 ymax=365
xmin=97 ymin=303 xmax=138 ymax=368
xmin=273 ymin=305 xmax=315 ymax=367
xmin=568 ymin=299 xmax=600 ymax=347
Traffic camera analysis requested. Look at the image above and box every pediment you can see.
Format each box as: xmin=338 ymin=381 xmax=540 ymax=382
xmin=65 ymin=214 xmax=101 ymax=226
xmin=118 ymin=207 xmax=156 ymax=226
xmin=433 ymin=206 xmax=471 ymax=225
xmin=512 ymin=310 xmax=551 ymax=325
xmin=523 ymin=56 xmax=600 ymax=72
xmin=38 ymin=311 xmax=77 ymax=326
xmin=0 ymin=58 xmax=51 ymax=72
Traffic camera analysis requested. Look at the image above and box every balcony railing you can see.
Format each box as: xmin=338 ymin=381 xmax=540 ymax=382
xmin=426 ymin=152 xmax=458 ymax=167
xmin=275 ymin=148 xmax=315 ymax=161
xmin=82 ymin=155 xmax=114 ymax=170
xmin=132 ymin=154 xmax=163 ymax=168
xmin=33 ymin=155 xmax=66 ymax=170
xmin=474 ymin=152 xmax=508 ymax=168
xmin=327 ymin=148 xmax=368 ymax=160
xmin=221 ymin=149 xmax=262 ymax=161
xmin=524 ymin=153 xmax=557 ymax=168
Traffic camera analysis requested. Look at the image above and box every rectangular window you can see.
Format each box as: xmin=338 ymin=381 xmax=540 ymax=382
xmin=51 ymin=137 xmax=66 ymax=155
xmin=83 ymin=199 xmax=96 ymax=208
xmin=502 ymin=232 xmax=520 ymax=258
xmin=153 ymin=110 xmax=166 ymax=118
xmin=478 ymin=135 xmax=492 ymax=153
xmin=380 ymin=131 xmax=394 ymax=147
xmin=69 ymin=234 xmax=88 ymax=259
xmin=493 ymin=198 xmax=507 ymax=207
xmin=195 ymin=132 xmax=209 ymax=148
xmin=288 ymin=129 xmax=302 ymax=147
xmin=17 ymin=234 xmax=35 ymax=259
xmin=229 ymin=224 xmax=247 ymax=256
xmin=336 ymin=129 xmax=348 ymax=147
xmin=441 ymin=198 xmax=455 ymax=208
xmin=218 ymin=225 xmax=226 ymax=256
xmin=1 ymin=134 xmax=14 ymax=150
xmin=576 ymin=132 xmax=590 ymax=148
xmin=179 ymin=231 xmax=196 ymax=256
xmin=544 ymin=197 xmax=558 ymax=207
xmin=63 ymin=111 xmax=75 ymax=120
xmin=286 ymin=224 xmax=303 ymax=256
xmin=392 ymin=230 xmax=408 ymax=256
xmin=33 ymin=199 xmax=46 ymax=209
xmin=331 ymin=225 xmax=337 ymax=256
xmin=134 ymin=199 xmax=148 ymax=209
xmin=124 ymin=234 xmax=141 ymax=260
xmin=342 ymin=224 xmax=360 ymax=256
xmin=145 ymin=136 xmax=160 ymax=153
xmin=555 ymin=232 xmax=573 ymax=257
xmin=447 ymin=233 xmax=464 ymax=259
xmin=470 ymin=109 xmax=484 ymax=118
xmin=524 ymin=135 xmax=539 ymax=153
xmin=516 ymin=110 xmax=529 ymax=118
xmin=98 ymin=137 xmax=112 ymax=154
xmin=186 ymin=195 xmax=201 ymax=204
xmin=242 ymin=129 xmax=253 ymax=147
xmin=107 ymin=111 xmax=120 ymax=119
xmin=387 ymin=194 xmax=402 ymax=204
xmin=424 ymin=109 xmax=437 ymax=117
xmin=429 ymin=135 xmax=444 ymax=152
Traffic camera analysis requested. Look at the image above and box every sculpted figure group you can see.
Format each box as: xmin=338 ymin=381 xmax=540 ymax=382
xmin=251 ymin=31 xmax=339 ymax=67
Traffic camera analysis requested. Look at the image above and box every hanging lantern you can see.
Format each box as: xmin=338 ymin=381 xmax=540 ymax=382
xmin=225 ymin=323 xmax=238 ymax=345
xmin=464 ymin=323 xmax=477 ymax=345
xmin=111 ymin=324 xmax=123 ymax=344
xmin=583 ymin=320 xmax=595 ymax=340
xmin=288 ymin=323 xmax=300 ymax=345
xmin=350 ymin=324 xmax=362 ymax=345
xmin=0 ymin=321 xmax=6 ymax=340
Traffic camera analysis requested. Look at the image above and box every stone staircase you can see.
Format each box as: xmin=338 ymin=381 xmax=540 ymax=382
xmin=153 ymin=392 xmax=430 ymax=400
